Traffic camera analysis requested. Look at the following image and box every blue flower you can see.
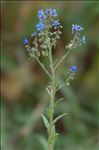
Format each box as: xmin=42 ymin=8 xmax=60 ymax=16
xmin=50 ymin=8 xmax=58 ymax=17
xmin=52 ymin=20 xmax=60 ymax=27
xmin=72 ymin=24 xmax=83 ymax=33
xmin=23 ymin=38 xmax=29 ymax=45
xmin=82 ymin=36 xmax=86 ymax=44
xmin=70 ymin=66 xmax=77 ymax=72
xmin=45 ymin=9 xmax=51 ymax=15
xmin=76 ymin=25 xmax=83 ymax=31
xmin=45 ymin=8 xmax=58 ymax=17
xmin=72 ymin=24 xmax=76 ymax=33
xmin=38 ymin=9 xmax=46 ymax=20
xmin=36 ymin=22 xmax=45 ymax=31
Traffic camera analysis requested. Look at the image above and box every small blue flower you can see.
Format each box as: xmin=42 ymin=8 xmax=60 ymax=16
xmin=72 ymin=24 xmax=76 ymax=33
xmin=23 ymin=38 xmax=29 ymax=45
xmin=82 ymin=36 xmax=86 ymax=44
xmin=76 ymin=25 xmax=83 ymax=31
xmin=45 ymin=8 xmax=58 ymax=17
xmin=70 ymin=66 xmax=77 ymax=72
xmin=72 ymin=24 xmax=83 ymax=33
xmin=50 ymin=8 xmax=58 ymax=17
xmin=36 ymin=22 xmax=45 ymax=31
xmin=38 ymin=9 xmax=46 ymax=20
xmin=45 ymin=9 xmax=51 ymax=15
xmin=52 ymin=20 xmax=60 ymax=27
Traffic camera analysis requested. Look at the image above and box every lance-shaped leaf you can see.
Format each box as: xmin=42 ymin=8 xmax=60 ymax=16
xmin=53 ymin=113 xmax=67 ymax=124
xmin=41 ymin=114 xmax=50 ymax=129
xmin=54 ymin=98 xmax=63 ymax=107
xmin=46 ymin=88 xmax=51 ymax=97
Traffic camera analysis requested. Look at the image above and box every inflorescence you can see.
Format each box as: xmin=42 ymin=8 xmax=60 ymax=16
xmin=23 ymin=9 xmax=86 ymax=86
xmin=23 ymin=8 xmax=62 ymax=58
xmin=23 ymin=9 xmax=86 ymax=58
xmin=66 ymin=24 xmax=86 ymax=50
xmin=65 ymin=65 xmax=78 ymax=86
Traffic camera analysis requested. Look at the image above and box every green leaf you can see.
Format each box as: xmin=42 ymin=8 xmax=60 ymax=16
xmin=46 ymin=88 xmax=51 ymax=97
xmin=53 ymin=113 xmax=67 ymax=124
xmin=36 ymin=135 xmax=48 ymax=150
xmin=41 ymin=114 xmax=50 ymax=129
xmin=54 ymin=98 xmax=63 ymax=107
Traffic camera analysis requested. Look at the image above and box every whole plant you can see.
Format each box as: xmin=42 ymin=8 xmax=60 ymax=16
xmin=23 ymin=8 xmax=86 ymax=150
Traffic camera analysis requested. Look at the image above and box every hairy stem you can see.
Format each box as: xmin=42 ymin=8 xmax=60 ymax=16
xmin=48 ymin=39 xmax=56 ymax=150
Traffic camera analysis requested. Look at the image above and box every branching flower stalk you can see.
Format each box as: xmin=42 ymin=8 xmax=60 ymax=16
xmin=23 ymin=8 xmax=86 ymax=150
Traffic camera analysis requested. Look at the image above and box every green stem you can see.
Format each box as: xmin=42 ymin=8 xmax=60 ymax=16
xmin=48 ymin=39 xmax=56 ymax=150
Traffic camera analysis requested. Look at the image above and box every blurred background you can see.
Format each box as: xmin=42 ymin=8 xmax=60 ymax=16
xmin=1 ymin=1 xmax=99 ymax=150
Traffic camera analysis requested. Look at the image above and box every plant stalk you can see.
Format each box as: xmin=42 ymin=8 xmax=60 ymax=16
xmin=48 ymin=39 xmax=56 ymax=150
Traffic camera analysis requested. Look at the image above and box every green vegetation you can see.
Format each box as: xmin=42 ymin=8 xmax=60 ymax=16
xmin=1 ymin=1 xmax=99 ymax=150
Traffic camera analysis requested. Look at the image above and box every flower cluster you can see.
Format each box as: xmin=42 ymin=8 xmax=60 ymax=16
xmin=66 ymin=24 xmax=86 ymax=50
xmin=37 ymin=8 xmax=62 ymax=54
xmin=38 ymin=8 xmax=57 ymax=21
xmin=45 ymin=8 xmax=58 ymax=17
xmin=65 ymin=65 xmax=78 ymax=86
xmin=65 ymin=24 xmax=86 ymax=85
xmin=72 ymin=24 xmax=83 ymax=33
xmin=72 ymin=24 xmax=86 ymax=45
xmin=36 ymin=8 xmax=58 ymax=31
xmin=23 ymin=8 xmax=62 ymax=58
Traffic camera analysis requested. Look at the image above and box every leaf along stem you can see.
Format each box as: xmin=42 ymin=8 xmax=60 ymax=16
xmin=36 ymin=58 xmax=51 ymax=78
xmin=54 ymin=48 xmax=71 ymax=71
xmin=53 ymin=113 xmax=67 ymax=124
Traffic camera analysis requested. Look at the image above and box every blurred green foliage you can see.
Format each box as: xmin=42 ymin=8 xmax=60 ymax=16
xmin=1 ymin=1 xmax=99 ymax=150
